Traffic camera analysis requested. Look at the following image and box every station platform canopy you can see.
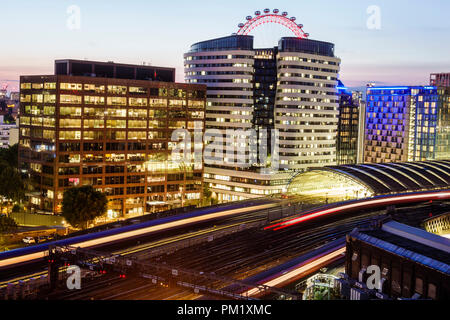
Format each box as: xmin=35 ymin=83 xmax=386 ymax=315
xmin=287 ymin=160 xmax=450 ymax=202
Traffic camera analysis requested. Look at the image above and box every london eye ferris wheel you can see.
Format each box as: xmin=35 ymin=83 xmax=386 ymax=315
xmin=234 ymin=8 xmax=309 ymax=47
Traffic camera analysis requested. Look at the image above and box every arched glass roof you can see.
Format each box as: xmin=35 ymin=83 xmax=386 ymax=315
xmin=288 ymin=160 xmax=450 ymax=198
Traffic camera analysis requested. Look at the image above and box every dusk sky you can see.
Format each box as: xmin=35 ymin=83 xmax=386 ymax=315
xmin=1 ymin=0 xmax=450 ymax=91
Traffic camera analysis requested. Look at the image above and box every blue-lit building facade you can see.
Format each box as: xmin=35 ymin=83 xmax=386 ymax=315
xmin=365 ymin=86 xmax=450 ymax=163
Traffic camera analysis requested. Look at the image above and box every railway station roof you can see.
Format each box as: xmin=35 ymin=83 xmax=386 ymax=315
xmin=288 ymin=160 xmax=450 ymax=199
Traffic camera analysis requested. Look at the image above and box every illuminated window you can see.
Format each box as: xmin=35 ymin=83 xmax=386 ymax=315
xmin=168 ymin=121 xmax=186 ymax=129
xmin=44 ymin=94 xmax=56 ymax=103
xmin=43 ymin=118 xmax=56 ymax=128
xmin=128 ymin=120 xmax=147 ymax=129
xmin=31 ymin=117 xmax=43 ymax=126
xmin=148 ymin=131 xmax=166 ymax=139
xmin=20 ymin=94 xmax=31 ymax=102
xmin=149 ymin=110 xmax=167 ymax=118
xmin=84 ymin=84 xmax=105 ymax=93
xmin=188 ymin=100 xmax=205 ymax=108
xmin=84 ymin=119 xmax=104 ymax=129
xmin=169 ymin=100 xmax=186 ymax=107
xmin=149 ymin=120 xmax=166 ymax=129
xmin=84 ymin=96 xmax=105 ymax=105
xmin=83 ymin=131 xmax=104 ymax=140
xmin=189 ymin=111 xmax=204 ymax=119
xmin=60 ymin=107 xmax=82 ymax=116
xmin=106 ymin=108 xmax=126 ymax=117
xmin=84 ymin=108 xmax=105 ymax=117
xmin=129 ymin=98 xmax=148 ymax=107
xmin=83 ymin=154 xmax=103 ymax=163
xmin=59 ymin=119 xmax=81 ymax=128
xmin=32 ymin=94 xmax=43 ymax=103
xmin=106 ymin=120 xmax=126 ymax=129
xmin=20 ymin=83 xmax=32 ymax=90
xmin=128 ymin=131 xmax=147 ymax=140
xmin=59 ymin=131 xmax=81 ymax=140
xmin=127 ymin=154 xmax=146 ymax=161
xmin=44 ymin=82 xmax=56 ymax=89
xmin=20 ymin=117 xmax=31 ymax=125
xmin=107 ymin=97 xmax=127 ymax=106
xmin=21 ymin=128 xmax=30 ymax=137
xmin=32 ymin=83 xmax=43 ymax=89
xmin=43 ymin=106 xmax=55 ymax=115
xmin=60 ymin=83 xmax=82 ymax=90
xmin=149 ymin=99 xmax=167 ymax=107
xmin=129 ymin=87 xmax=147 ymax=94
xmin=106 ymin=131 xmax=126 ymax=140
xmin=43 ymin=130 xmax=55 ymax=140
xmin=128 ymin=109 xmax=148 ymax=118
xmin=105 ymin=154 xmax=126 ymax=162
xmin=60 ymin=95 xmax=82 ymax=104
xmin=107 ymin=85 xmax=127 ymax=95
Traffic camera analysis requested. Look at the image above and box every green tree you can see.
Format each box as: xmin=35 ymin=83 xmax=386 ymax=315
xmin=0 ymin=144 xmax=25 ymax=214
xmin=0 ymin=215 xmax=18 ymax=234
xmin=202 ymin=184 xmax=213 ymax=207
xmin=0 ymin=165 xmax=25 ymax=203
xmin=3 ymin=114 xmax=15 ymax=125
xmin=62 ymin=186 xmax=107 ymax=229
xmin=0 ymin=144 xmax=19 ymax=169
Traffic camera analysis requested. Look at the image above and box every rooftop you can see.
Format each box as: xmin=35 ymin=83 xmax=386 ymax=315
xmin=350 ymin=221 xmax=450 ymax=275
xmin=289 ymin=160 xmax=450 ymax=196
xmin=54 ymin=59 xmax=176 ymax=82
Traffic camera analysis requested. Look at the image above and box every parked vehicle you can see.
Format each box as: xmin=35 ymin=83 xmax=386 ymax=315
xmin=22 ymin=237 xmax=36 ymax=244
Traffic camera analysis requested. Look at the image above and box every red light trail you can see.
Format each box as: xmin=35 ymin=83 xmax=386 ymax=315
xmin=265 ymin=191 xmax=450 ymax=231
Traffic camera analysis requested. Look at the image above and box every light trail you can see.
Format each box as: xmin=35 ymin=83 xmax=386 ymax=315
xmin=0 ymin=203 xmax=277 ymax=269
xmin=243 ymin=245 xmax=346 ymax=297
xmin=265 ymin=191 xmax=450 ymax=231
xmin=0 ymin=219 xmax=262 ymax=287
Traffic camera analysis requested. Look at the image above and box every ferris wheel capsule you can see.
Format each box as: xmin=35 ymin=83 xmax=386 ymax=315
xmin=264 ymin=8 xmax=270 ymax=14
xmin=290 ymin=17 xmax=297 ymax=22
xmin=255 ymin=11 xmax=261 ymax=16
xmin=246 ymin=16 xmax=252 ymax=20
xmin=298 ymin=24 xmax=303 ymax=28
xmin=282 ymin=11 xmax=288 ymax=17
xmin=238 ymin=23 xmax=245 ymax=28
xmin=273 ymin=9 xmax=280 ymax=14
xmin=304 ymin=33 xmax=310 ymax=37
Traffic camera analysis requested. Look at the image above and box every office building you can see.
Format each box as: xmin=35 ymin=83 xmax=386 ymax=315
xmin=185 ymin=35 xmax=341 ymax=202
xmin=336 ymin=81 xmax=365 ymax=165
xmin=0 ymin=115 xmax=18 ymax=148
xmin=364 ymin=86 xmax=450 ymax=163
xmin=10 ymin=92 xmax=20 ymax=101
xmin=430 ymin=73 xmax=450 ymax=87
xmin=19 ymin=60 xmax=206 ymax=217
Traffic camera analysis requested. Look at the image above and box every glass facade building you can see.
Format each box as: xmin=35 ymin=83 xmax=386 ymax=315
xmin=19 ymin=61 xmax=207 ymax=217
xmin=365 ymin=86 xmax=450 ymax=163
xmin=336 ymin=82 xmax=365 ymax=165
